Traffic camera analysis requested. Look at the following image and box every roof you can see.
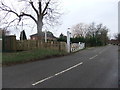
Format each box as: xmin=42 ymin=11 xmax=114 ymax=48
xmin=30 ymin=32 xmax=56 ymax=38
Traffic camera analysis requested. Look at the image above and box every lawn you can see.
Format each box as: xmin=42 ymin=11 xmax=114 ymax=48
xmin=2 ymin=48 xmax=67 ymax=65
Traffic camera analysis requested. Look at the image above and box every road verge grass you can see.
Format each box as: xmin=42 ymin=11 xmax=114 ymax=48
xmin=3 ymin=48 xmax=67 ymax=66
xmin=3 ymin=46 xmax=95 ymax=66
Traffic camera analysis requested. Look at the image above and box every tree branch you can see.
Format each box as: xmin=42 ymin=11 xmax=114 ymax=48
xmin=0 ymin=6 xmax=19 ymax=17
xmin=29 ymin=1 xmax=39 ymax=17
xmin=20 ymin=12 xmax=37 ymax=24
xmin=5 ymin=18 xmax=19 ymax=29
xmin=0 ymin=3 xmax=37 ymax=24
xmin=42 ymin=0 xmax=51 ymax=15
xmin=39 ymin=1 xmax=42 ymax=14
xmin=43 ymin=12 xmax=47 ymax=16
xmin=2 ymin=12 xmax=9 ymax=20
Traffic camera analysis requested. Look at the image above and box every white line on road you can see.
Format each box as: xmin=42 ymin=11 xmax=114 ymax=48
xmin=99 ymin=46 xmax=110 ymax=54
xmin=89 ymin=46 xmax=111 ymax=60
xmin=89 ymin=55 xmax=98 ymax=60
xmin=32 ymin=62 xmax=83 ymax=86
xmin=99 ymin=49 xmax=106 ymax=54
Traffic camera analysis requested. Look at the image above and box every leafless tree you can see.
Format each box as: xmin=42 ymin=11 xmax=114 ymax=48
xmin=71 ymin=22 xmax=109 ymax=45
xmin=71 ymin=23 xmax=89 ymax=38
xmin=0 ymin=0 xmax=62 ymax=35
xmin=86 ymin=22 xmax=96 ymax=37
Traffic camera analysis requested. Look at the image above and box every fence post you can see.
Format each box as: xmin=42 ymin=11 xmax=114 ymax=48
xmin=4 ymin=35 xmax=16 ymax=52
xmin=59 ymin=42 xmax=61 ymax=52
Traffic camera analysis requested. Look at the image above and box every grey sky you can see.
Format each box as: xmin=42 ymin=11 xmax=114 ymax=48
xmin=56 ymin=0 xmax=118 ymax=39
xmin=1 ymin=0 xmax=119 ymax=39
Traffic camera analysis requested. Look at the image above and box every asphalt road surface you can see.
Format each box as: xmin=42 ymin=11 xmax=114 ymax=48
xmin=2 ymin=45 xmax=118 ymax=88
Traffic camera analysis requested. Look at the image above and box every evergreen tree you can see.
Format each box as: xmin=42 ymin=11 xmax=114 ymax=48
xmin=20 ymin=30 xmax=27 ymax=40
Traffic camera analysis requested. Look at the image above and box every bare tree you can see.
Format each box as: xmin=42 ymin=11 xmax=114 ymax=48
xmin=0 ymin=0 xmax=62 ymax=36
xmin=71 ymin=22 xmax=109 ymax=46
xmin=71 ymin=23 xmax=89 ymax=38
xmin=86 ymin=22 xmax=96 ymax=38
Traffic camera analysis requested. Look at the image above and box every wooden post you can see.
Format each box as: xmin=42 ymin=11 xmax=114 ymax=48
xmin=4 ymin=35 xmax=16 ymax=52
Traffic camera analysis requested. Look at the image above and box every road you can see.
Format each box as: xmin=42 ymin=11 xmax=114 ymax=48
xmin=2 ymin=45 xmax=118 ymax=88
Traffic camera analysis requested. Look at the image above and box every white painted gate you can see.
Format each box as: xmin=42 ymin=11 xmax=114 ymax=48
xmin=71 ymin=42 xmax=85 ymax=52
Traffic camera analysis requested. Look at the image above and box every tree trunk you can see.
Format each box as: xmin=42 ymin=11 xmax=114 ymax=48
xmin=36 ymin=15 xmax=43 ymax=40
xmin=37 ymin=21 xmax=43 ymax=35
xmin=37 ymin=16 xmax=43 ymax=35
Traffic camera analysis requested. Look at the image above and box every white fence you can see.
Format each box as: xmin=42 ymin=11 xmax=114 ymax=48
xmin=71 ymin=42 xmax=85 ymax=52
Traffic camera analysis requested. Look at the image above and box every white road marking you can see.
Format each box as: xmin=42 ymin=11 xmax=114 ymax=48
xmin=32 ymin=62 xmax=83 ymax=86
xmin=99 ymin=49 xmax=106 ymax=54
xmin=99 ymin=46 xmax=110 ymax=54
xmin=90 ymin=46 xmax=111 ymax=59
xmin=32 ymin=46 xmax=111 ymax=86
xmin=89 ymin=55 xmax=98 ymax=60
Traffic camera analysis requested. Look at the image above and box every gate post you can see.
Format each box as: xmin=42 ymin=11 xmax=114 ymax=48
xmin=67 ymin=31 xmax=71 ymax=53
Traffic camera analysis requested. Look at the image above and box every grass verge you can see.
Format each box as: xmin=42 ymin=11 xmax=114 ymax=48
xmin=3 ymin=48 xmax=67 ymax=66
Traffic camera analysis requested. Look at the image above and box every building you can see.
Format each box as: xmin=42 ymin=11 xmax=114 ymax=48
xmin=30 ymin=31 xmax=57 ymax=41
xmin=109 ymin=39 xmax=119 ymax=45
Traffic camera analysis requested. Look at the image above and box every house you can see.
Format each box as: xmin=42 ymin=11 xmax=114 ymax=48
xmin=30 ymin=31 xmax=57 ymax=41
xmin=109 ymin=39 xmax=119 ymax=45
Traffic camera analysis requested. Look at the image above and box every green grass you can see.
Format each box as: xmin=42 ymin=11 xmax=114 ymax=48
xmin=2 ymin=48 xmax=67 ymax=65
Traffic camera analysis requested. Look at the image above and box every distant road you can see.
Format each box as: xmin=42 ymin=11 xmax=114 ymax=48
xmin=3 ymin=45 xmax=118 ymax=88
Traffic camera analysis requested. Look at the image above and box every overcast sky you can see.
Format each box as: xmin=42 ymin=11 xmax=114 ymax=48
xmin=1 ymin=0 xmax=119 ymax=39
xmin=55 ymin=0 xmax=118 ymax=39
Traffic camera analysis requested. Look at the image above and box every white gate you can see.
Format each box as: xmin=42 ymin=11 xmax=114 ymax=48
xmin=71 ymin=42 xmax=85 ymax=52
